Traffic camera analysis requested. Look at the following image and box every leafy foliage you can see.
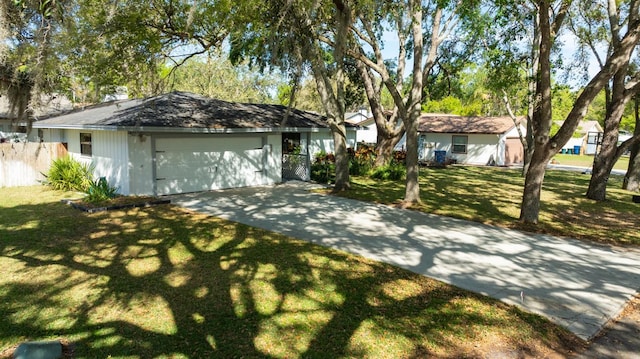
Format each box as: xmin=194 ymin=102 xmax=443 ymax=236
xmin=348 ymin=145 xmax=375 ymax=176
xmin=369 ymin=161 xmax=406 ymax=181
xmin=310 ymin=151 xmax=336 ymax=184
xmin=85 ymin=177 xmax=118 ymax=204
xmin=43 ymin=156 xmax=92 ymax=192
xmin=167 ymin=51 xmax=279 ymax=104
xmin=312 ymin=146 xmax=407 ymax=183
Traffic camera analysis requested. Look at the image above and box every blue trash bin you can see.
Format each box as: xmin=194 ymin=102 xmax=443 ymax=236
xmin=573 ymin=145 xmax=581 ymax=155
xmin=434 ymin=150 xmax=446 ymax=164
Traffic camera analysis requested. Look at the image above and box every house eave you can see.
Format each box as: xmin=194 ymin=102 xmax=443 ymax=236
xmin=32 ymin=123 xmax=342 ymax=134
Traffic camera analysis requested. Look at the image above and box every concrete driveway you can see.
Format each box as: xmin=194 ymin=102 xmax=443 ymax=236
xmin=169 ymin=182 xmax=640 ymax=341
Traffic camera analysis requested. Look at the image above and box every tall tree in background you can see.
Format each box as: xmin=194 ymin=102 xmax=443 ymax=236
xmin=567 ymin=1 xmax=640 ymax=201
xmin=624 ymin=95 xmax=640 ymax=191
xmin=231 ymin=0 xmax=355 ymax=191
xmin=167 ymin=51 xmax=279 ymax=104
xmin=64 ymin=0 xmax=232 ymax=102
xmin=343 ymin=0 xmax=479 ymax=204
xmin=0 ymin=0 xmax=67 ymax=134
xmin=520 ymin=0 xmax=640 ymax=224
xmin=484 ymin=1 xmax=541 ymax=176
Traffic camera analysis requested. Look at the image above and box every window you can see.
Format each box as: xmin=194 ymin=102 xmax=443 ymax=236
xmin=452 ymin=135 xmax=468 ymax=154
xmin=80 ymin=132 xmax=92 ymax=156
xmin=587 ymin=132 xmax=601 ymax=145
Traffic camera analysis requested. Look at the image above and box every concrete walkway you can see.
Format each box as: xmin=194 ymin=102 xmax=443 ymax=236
xmin=170 ymin=182 xmax=640 ymax=341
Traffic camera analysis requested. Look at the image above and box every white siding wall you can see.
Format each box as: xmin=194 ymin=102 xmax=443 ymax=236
xmin=356 ymin=122 xmax=378 ymax=144
xmin=47 ymin=129 xmax=130 ymax=195
xmin=91 ymin=131 xmax=130 ymax=195
xmin=63 ymin=129 xmax=82 ymax=162
xmin=309 ymin=130 xmax=357 ymax=157
xmin=43 ymin=129 xmax=63 ymax=142
xmin=419 ymin=133 xmax=452 ymax=161
xmin=420 ymin=133 xmax=500 ymax=165
xmin=128 ymin=133 xmax=154 ymax=195
xmin=265 ymin=134 xmax=282 ymax=184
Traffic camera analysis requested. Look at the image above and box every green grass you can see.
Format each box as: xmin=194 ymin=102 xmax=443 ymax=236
xmin=551 ymin=153 xmax=630 ymax=170
xmin=336 ymin=166 xmax=640 ymax=246
xmin=0 ymin=186 xmax=583 ymax=358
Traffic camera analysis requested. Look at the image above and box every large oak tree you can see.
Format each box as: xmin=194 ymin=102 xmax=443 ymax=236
xmin=521 ymin=0 xmax=640 ymax=223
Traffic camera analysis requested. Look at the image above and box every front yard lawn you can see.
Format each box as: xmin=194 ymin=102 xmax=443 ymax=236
xmin=0 ymin=186 xmax=584 ymax=358
xmin=551 ymin=153 xmax=630 ymax=170
xmin=337 ymin=166 xmax=640 ymax=246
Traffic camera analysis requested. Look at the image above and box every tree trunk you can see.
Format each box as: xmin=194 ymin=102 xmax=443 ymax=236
xmin=332 ymin=124 xmax=351 ymax=191
xmin=586 ymin=151 xmax=615 ymax=201
xmin=522 ymin=7 xmax=541 ymax=178
xmin=375 ymin=134 xmax=401 ymax=166
xmin=520 ymin=148 xmax=552 ymax=223
xmin=353 ymin=57 xmax=405 ymax=168
xmin=403 ymin=113 xmax=420 ymax=204
xmin=520 ymin=0 xmax=553 ymax=224
xmin=520 ymin=0 xmax=640 ymax=223
xmin=523 ymin=135 xmax=534 ymax=176
xmin=304 ymin=0 xmax=352 ymax=192
xmin=624 ymin=143 xmax=640 ymax=191
xmin=586 ymin=92 xmax=626 ymax=201
xmin=402 ymin=0 xmax=424 ymax=206
xmin=623 ymin=99 xmax=640 ymax=191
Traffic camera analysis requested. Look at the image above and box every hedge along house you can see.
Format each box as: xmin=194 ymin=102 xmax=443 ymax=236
xmin=33 ymin=91 xmax=356 ymax=195
xmin=415 ymin=114 xmax=526 ymax=166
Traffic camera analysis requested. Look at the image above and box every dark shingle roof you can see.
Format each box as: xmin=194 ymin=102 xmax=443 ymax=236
xmin=35 ymin=92 xmax=332 ymax=130
xmin=417 ymin=114 xmax=524 ymax=134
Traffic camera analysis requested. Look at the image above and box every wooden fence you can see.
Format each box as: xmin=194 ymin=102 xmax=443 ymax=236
xmin=0 ymin=142 xmax=68 ymax=187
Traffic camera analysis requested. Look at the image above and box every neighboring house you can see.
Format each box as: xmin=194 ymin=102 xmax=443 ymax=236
xmin=396 ymin=114 xmax=526 ymax=166
xmin=619 ymin=131 xmax=632 ymax=144
xmin=33 ymin=91 xmax=356 ymax=196
xmin=557 ymin=120 xmax=603 ymax=155
xmin=345 ymin=109 xmax=376 ymax=144
xmin=0 ymin=94 xmax=72 ymax=142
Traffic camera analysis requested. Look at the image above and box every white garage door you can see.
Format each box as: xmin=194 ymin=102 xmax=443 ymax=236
xmin=155 ymin=136 xmax=265 ymax=195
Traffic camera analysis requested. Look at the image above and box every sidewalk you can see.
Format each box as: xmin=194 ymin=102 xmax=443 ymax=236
xmin=170 ymin=182 xmax=640 ymax=341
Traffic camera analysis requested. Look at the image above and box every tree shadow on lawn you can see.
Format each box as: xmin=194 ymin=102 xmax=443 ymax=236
xmin=349 ymin=166 xmax=640 ymax=245
xmin=348 ymin=166 xmax=522 ymax=226
xmin=0 ymin=199 xmax=578 ymax=358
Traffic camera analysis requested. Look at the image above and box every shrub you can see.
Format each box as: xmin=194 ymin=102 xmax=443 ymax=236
xmin=85 ymin=177 xmax=119 ymax=204
xmin=370 ymin=161 xmax=406 ymax=181
xmin=349 ymin=144 xmax=376 ymax=176
xmin=311 ymin=147 xmax=376 ymax=183
xmin=393 ymin=150 xmax=407 ymax=164
xmin=311 ymin=151 xmax=336 ymax=184
xmin=43 ymin=156 xmax=93 ymax=192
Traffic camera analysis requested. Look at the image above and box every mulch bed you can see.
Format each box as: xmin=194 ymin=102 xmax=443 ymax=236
xmin=62 ymin=196 xmax=170 ymax=213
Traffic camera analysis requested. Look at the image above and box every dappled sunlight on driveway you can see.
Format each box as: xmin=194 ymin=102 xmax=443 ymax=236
xmin=170 ymin=183 xmax=640 ymax=340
